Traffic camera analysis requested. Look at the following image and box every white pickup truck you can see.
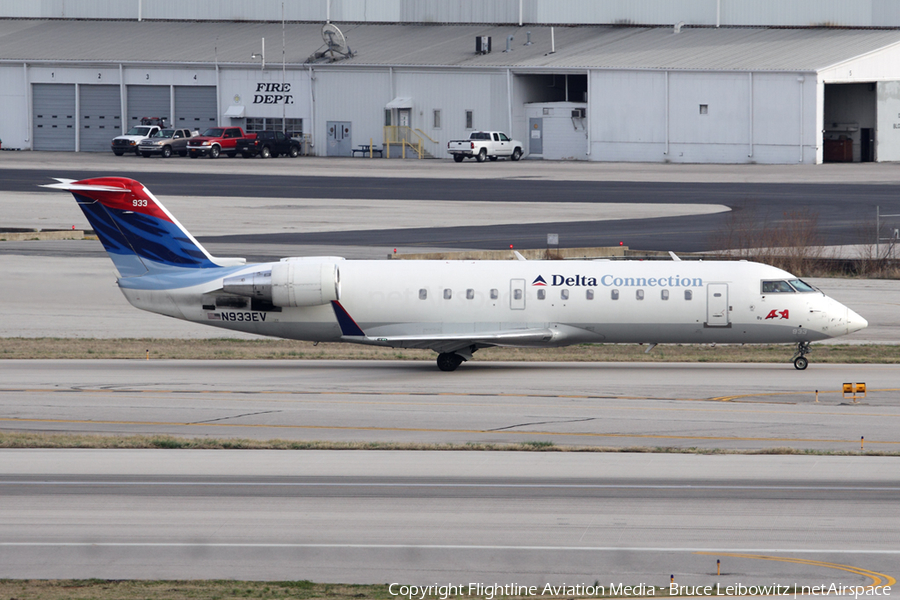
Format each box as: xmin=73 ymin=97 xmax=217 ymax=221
xmin=447 ymin=131 xmax=524 ymax=162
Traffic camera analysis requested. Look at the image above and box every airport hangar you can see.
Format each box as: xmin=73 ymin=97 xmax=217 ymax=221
xmin=4 ymin=19 xmax=900 ymax=163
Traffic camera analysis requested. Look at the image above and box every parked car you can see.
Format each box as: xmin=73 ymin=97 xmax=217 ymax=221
xmin=235 ymin=130 xmax=302 ymax=158
xmin=111 ymin=118 xmax=165 ymax=155
xmin=138 ymin=128 xmax=198 ymax=158
xmin=186 ymin=126 xmax=250 ymax=158
xmin=447 ymin=131 xmax=523 ymax=162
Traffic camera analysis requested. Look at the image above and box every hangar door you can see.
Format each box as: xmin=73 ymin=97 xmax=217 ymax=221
xmin=127 ymin=85 xmax=170 ymax=129
xmin=33 ymin=83 xmax=76 ymax=151
xmin=79 ymin=85 xmax=121 ymax=152
xmin=174 ymin=86 xmax=216 ymax=131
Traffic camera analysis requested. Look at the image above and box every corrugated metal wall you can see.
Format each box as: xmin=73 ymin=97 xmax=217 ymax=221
xmin=7 ymin=0 xmax=900 ymax=27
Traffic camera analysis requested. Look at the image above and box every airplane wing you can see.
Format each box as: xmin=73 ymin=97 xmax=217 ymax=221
xmin=332 ymin=301 xmax=563 ymax=354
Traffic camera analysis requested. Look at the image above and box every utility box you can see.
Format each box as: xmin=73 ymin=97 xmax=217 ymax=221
xmin=476 ymin=36 xmax=491 ymax=54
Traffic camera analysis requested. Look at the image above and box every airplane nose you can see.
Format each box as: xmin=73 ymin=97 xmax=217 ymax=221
xmin=846 ymin=308 xmax=868 ymax=334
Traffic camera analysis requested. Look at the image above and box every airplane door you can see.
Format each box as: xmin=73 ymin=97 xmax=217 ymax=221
xmin=510 ymin=279 xmax=526 ymax=310
xmin=706 ymin=283 xmax=729 ymax=326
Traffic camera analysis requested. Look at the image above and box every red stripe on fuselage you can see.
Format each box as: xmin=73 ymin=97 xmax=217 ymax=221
xmin=74 ymin=177 xmax=172 ymax=223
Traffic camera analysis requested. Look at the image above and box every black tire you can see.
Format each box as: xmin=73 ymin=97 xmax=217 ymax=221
xmin=511 ymin=147 xmax=522 ymax=161
xmin=208 ymin=145 xmax=220 ymax=158
xmin=475 ymin=148 xmax=487 ymax=163
xmin=189 ymin=152 xmax=199 ymax=158
xmin=289 ymin=146 xmax=300 ymax=158
xmin=793 ymin=356 xmax=809 ymax=370
xmin=140 ymin=152 xmax=151 ymax=158
xmin=161 ymin=145 xmax=172 ymax=158
xmin=260 ymin=146 xmax=271 ymax=158
xmin=179 ymin=150 xmax=187 ymax=157
xmin=437 ymin=352 xmax=464 ymax=372
xmin=453 ymin=155 xmax=464 ymax=163
xmin=113 ymin=150 xmax=124 ymax=156
xmin=227 ymin=152 xmax=237 ymax=158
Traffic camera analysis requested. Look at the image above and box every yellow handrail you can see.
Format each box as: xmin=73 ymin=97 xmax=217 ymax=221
xmin=384 ymin=126 xmax=436 ymax=157
xmin=414 ymin=128 xmax=439 ymax=144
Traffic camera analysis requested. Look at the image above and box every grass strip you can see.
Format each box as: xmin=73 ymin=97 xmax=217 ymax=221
xmin=2 ymin=432 xmax=897 ymax=455
xmin=0 ymin=338 xmax=897 ymax=363
xmin=0 ymin=580 xmax=818 ymax=600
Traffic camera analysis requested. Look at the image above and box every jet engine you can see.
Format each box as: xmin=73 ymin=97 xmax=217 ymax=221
xmin=221 ymin=261 xmax=340 ymax=307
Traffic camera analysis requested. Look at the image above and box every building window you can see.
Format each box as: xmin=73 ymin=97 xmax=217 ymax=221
xmin=245 ymin=117 xmax=302 ymax=137
xmin=466 ymin=288 xmax=474 ymax=300
xmin=636 ymin=289 xmax=645 ymax=300
xmin=537 ymin=289 xmax=546 ymax=300
xmin=661 ymin=289 xmax=669 ymax=300
xmin=419 ymin=289 xmax=427 ymax=300
xmin=685 ymin=290 xmax=693 ymax=300
xmin=611 ymin=289 xmax=619 ymax=300
xmin=384 ymin=109 xmax=392 ymax=126
xmin=443 ymin=289 xmax=452 ymax=300
xmin=700 ymin=104 xmax=708 ymax=115
xmin=586 ymin=289 xmax=594 ymax=300
xmin=490 ymin=289 xmax=498 ymax=299
xmin=465 ymin=110 xmax=473 ymax=129
xmin=433 ymin=109 xmax=441 ymax=129
xmin=561 ymin=289 xmax=569 ymax=300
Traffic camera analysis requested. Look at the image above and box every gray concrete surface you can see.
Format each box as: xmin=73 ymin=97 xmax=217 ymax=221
xmin=5 ymin=150 xmax=900 ymax=184
xmin=1 ymin=360 xmax=898 ymax=451
xmin=0 ymin=451 xmax=896 ymax=583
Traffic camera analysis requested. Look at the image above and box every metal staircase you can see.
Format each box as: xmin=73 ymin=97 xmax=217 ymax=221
xmin=383 ymin=126 xmax=438 ymax=159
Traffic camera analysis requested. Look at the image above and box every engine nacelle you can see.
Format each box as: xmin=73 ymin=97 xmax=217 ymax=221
xmin=222 ymin=262 xmax=340 ymax=307
xmin=271 ymin=261 xmax=340 ymax=307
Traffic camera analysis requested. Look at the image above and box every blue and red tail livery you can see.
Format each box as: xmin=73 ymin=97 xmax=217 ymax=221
xmin=43 ymin=177 xmax=235 ymax=277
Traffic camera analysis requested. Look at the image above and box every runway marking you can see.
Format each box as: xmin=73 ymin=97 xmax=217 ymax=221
xmin=1 ymin=415 xmax=900 ymax=445
xmin=0 ymin=543 xmax=898 ymax=554
xmin=2 ymin=481 xmax=899 ymax=491
xmin=695 ymin=552 xmax=896 ymax=589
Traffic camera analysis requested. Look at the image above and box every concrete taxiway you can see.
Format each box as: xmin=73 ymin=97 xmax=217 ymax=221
xmin=1 ymin=450 xmax=897 ymax=584
xmin=1 ymin=360 xmax=898 ymax=451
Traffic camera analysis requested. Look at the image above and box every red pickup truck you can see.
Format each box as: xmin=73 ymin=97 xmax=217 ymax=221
xmin=187 ymin=127 xmax=254 ymax=158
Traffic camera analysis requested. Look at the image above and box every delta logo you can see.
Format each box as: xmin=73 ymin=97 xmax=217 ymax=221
xmin=532 ymin=276 xmax=548 ymax=286
xmin=533 ymin=274 xmax=598 ymax=287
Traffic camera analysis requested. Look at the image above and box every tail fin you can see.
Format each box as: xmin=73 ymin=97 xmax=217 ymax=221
xmin=43 ymin=177 xmax=244 ymax=277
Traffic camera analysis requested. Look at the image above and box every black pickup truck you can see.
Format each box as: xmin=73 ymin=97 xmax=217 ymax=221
xmin=235 ymin=130 xmax=302 ymax=158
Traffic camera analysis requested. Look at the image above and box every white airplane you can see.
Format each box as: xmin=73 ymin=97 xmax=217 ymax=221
xmin=45 ymin=177 xmax=867 ymax=371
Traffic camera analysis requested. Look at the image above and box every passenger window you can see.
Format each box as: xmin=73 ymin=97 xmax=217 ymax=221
xmin=537 ymin=289 xmax=546 ymax=300
xmin=466 ymin=289 xmax=474 ymax=300
xmin=561 ymin=289 xmax=569 ymax=300
xmin=636 ymin=289 xmax=644 ymax=300
xmin=661 ymin=289 xmax=669 ymax=300
xmin=685 ymin=290 xmax=693 ymax=300
xmin=611 ymin=289 xmax=619 ymax=300
xmin=443 ymin=289 xmax=452 ymax=300
xmin=586 ymin=289 xmax=594 ymax=300
xmin=419 ymin=289 xmax=427 ymax=300
xmin=513 ymin=289 xmax=522 ymax=300
xmin=490 ymin=288 xmax=498 ymax=299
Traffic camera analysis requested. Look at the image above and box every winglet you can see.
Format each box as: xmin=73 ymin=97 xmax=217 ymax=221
xmin=331 ymin=301 xmax=366 ymax=336
xmin=514 ymin=251 xmax=527 ymax=261
xmin=668 ymin=251 xmax=682 ymax=262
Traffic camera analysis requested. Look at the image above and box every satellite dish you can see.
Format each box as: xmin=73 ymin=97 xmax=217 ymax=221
xmin=321 ymin=23 xmax=348 ymax=55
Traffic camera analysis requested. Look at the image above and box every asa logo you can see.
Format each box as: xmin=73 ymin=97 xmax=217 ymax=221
xmin=532 ymin=276 xmax=548 ymax=286
xmin=765 ymin=309 xmax=789 ymax=320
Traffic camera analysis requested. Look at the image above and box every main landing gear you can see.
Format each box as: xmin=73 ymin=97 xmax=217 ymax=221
xmin=791 ymin=341 xmax=811 ymax=370
xmin=436 ymin=352 xmax=465 ymax=372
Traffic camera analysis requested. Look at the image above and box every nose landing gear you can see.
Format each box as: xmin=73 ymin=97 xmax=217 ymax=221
xmin=791 ymin=341 xmax=811 ymax=370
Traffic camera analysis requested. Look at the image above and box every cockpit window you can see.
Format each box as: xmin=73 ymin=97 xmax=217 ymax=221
xmin=788 ymin=279 xmax=817 ymax=293
xmin=761 ymin=280 xmax=795 ymax=293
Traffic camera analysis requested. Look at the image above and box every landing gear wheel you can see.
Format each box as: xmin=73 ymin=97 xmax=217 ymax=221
xmin=476 ymin=148 xmax=487 ymax=163
xmin=791 ymin=341 xmax=811 ymax=370
xmin=436 ymin=352 xmax=465 ymax=372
